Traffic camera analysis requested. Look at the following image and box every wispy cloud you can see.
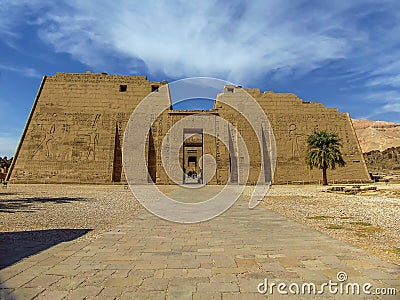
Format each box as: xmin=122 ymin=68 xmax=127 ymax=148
xmin=2 ymin=1 xmax=354 ymax=83
xmin=383 ymin=102 xmax=400 ymax=113
xmin=2 ymin=1 xmax=399 ymax=82
xmin=367 ymin=74 xmax=400 ymax=88
xmin=1 ymin=0 xmax=399 ymax=120
xmin=0 ymin=0 xmax=49 ymax=45
xmin=357 ymin=90 xmax=400 ymax=119
xmin=0 ymin=64 xmax=41 ymax=78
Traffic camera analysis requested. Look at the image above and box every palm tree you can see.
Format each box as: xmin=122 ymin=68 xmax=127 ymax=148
xmin=305 ymin=130 xmax=346 ymax=185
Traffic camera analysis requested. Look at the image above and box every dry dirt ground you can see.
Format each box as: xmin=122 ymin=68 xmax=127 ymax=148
xmin=0 ymin=184 xmax=140 ymax=242
xmin=257 ymin=183 xmax=400 ymax=265
xmin=1 ymin=183 xmax=399 ymax=266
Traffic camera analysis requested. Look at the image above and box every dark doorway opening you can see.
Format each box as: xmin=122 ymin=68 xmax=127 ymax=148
xmin=183 ymin=129 xmax=203 ymax=184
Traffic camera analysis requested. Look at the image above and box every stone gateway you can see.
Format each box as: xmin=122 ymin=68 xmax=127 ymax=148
xmin=7 ymin=72 xmax=371 ymax=184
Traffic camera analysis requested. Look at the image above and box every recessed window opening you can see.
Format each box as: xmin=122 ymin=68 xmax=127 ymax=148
xmin=119 ymin=85 xmax=127 ymax=92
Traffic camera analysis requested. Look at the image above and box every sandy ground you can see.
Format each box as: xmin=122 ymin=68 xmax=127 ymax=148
xmin=0 ymin=184 xmax=140 ymax=241
xmin=257 ymin=183 xmax=400 ymax=265
xmin=1 ymin=183 xmax=399 ymax=265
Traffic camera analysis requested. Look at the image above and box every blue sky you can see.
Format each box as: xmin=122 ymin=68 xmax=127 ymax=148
xmin=1 ymin=0 xmax=400 ymax=157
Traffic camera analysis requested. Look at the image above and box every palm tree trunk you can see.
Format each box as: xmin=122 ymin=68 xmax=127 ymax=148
xmin=322 ymin=167 xmax=328 ymax=185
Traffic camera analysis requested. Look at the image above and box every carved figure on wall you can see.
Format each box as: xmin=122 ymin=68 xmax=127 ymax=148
xmin=72 ymin=114 xmax=101 ymax=161
xmin=30 ymin=124 xmax=56 ymax=159
xmin=86 ymin=131 xmax=99 ymax=161
xmin=288 ymin=123 xmax=303 ymax=159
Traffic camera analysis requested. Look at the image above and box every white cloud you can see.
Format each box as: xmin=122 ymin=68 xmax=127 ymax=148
xmin=4 ymin=0 xmax=355 ymax=83
xmin=357 ymin=90 xmax=400 ymax=119
xmin=367 ymin=74 xmax=400 ymax=88
xmin=2 ymin=1 xmax=399 ymax=83
xmin=0 ymin=0 xmax=49 ymax=43
xmin=1 ymin=0 xmax=400 ymax=117
xmin=1 ymin=1 xmax=399 ymax=81
xmin=0 ymin=64 xmax=42 ymax=78
xmin=383 ymin=102 xmax=400 ymax=113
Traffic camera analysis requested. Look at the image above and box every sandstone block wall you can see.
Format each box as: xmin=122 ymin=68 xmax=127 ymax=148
xmin=252 ymin=90 xmax=370 ymax=183
xmin=7 ymin=72 xmax=371 ymax=184
xmin=8 ymin=72 xmax=161 ymax=183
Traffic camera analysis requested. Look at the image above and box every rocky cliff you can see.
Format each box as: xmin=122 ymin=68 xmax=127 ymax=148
xmin=352 ymin=119 xmax=400 ymax=181
xmin=352 ymin=119 xmax=400 ymax=153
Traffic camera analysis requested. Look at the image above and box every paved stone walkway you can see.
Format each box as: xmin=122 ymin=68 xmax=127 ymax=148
xmin=0 ymin=187 xmax=399 ymax=299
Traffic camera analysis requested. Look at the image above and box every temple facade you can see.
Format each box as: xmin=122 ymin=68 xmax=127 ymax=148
xmin=7 ymin=72 xmax=371 ymax=184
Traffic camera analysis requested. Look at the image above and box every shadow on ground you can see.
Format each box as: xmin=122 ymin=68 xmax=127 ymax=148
xmin=0 ymin=282 xmax=15 ymax=300
xmin=0 ymin=229 xmax=92 ymax=269
xmin=0 ymin=197 xmax=89 ymax=213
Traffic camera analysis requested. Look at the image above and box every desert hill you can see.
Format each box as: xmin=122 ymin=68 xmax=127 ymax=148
xmin=352 ymin=119 xmax=400 ymax=181
xmin=351 ymin=119 xmax=400 ymax=153
xmin=363 ymin=147 xmax=400 ymax=178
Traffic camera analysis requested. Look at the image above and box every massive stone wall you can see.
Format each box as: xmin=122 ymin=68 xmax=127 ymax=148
xmin=8 ymin=72 xmax=162 ymax=183
xmin=7 ymin=72 xmax=371 ymax=184
xmin=249 ymin=89 xmax=370 ymax=183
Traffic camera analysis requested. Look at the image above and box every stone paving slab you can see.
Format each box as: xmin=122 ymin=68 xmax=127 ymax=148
xmin=0 ymin=187 xmax=399 ymax=299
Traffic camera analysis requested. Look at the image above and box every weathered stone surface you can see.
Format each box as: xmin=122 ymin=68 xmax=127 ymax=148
xmin=363 ymin=146 xmax=400 ymax=181
xmin=7 ymin=72 xmax=370 ymax=184
xmin=2 ymin=188 xmax=399 ymax=299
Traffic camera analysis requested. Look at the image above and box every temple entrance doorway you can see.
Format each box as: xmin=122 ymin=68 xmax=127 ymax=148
xmin=183 ymin=129 xmax=203 ymax=184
